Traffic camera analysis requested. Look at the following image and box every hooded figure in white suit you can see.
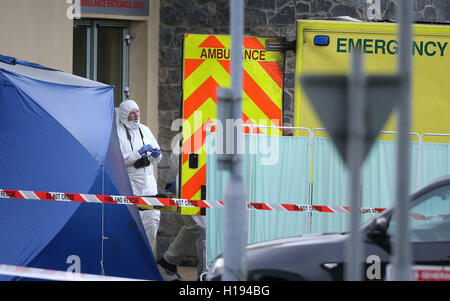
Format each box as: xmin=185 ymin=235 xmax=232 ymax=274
xmin=117 ymin=99 xmax=162 ymax=252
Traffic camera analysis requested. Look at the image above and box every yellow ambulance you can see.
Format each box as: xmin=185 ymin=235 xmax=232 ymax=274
xmin=295 ymin=19 xmax=450 ymax=142
xmin=181 ymin=34 xmax=285 ymax=214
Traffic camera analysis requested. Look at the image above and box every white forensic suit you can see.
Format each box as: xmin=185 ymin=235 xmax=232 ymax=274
xmin=117 ymin=99 xmax=162 ymax=253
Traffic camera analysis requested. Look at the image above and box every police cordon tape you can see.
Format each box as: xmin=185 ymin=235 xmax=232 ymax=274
xmin=0 ymin=264 xmax=148 ymax=281
xmin=0 ymin=188 xmax=448 ymax=220
xmin=0 ymin=188 xmax=386 ymax=214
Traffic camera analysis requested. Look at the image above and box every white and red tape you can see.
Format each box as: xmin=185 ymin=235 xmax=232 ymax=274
xmin=0 ymin=188 xmax=386 ymax=214
xmin=0 ymin=264 xmax=147 ymax=281
xmin=2 ymin=188 xmax=447 ymax=220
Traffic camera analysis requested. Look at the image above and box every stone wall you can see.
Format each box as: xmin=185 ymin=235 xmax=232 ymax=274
xmin=155 ymin=0 xmax=450 ymax=265
xmin=157 ymin=0 xmax=450 ymax=194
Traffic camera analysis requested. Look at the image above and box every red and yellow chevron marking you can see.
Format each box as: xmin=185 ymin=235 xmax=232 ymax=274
xmin=181 ymin=34 xmax=285 ymax=213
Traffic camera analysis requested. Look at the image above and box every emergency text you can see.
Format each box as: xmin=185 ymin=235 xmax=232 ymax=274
xmin=337 ymin=38 xmax=448 ymax=56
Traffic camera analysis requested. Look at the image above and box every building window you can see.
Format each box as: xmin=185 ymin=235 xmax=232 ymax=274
xmin=73 ymin=19 xmax=130 ymax=107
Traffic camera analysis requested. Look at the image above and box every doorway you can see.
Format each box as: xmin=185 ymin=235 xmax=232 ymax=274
xmin=73 ymin=20 xmax=130 ymax=107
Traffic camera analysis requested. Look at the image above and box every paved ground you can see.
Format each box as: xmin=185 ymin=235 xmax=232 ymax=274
xmin=157 ymin=265 xmax=198 ymax=281
xmin=178 ymin=266 xmax=198 ymax=281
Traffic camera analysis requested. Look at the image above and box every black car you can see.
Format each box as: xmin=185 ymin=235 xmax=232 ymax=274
xmin=206 ymin=176 xmax=450 ymax=281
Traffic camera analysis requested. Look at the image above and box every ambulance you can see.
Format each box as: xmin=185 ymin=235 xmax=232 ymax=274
xmin=295 ymin=19 xmax=450 ymax=141
xmin=179 ymin=19 xmax=450 ymax=214
xmin=180 ymin=34 xmax=286 ymax=215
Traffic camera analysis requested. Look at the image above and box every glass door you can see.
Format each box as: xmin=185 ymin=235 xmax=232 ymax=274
xmin=73 ymin=20 xmax=130 ymax=107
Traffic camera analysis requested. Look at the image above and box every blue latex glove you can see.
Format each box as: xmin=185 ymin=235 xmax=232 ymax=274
xmin=138 ymin=144 xmax=154 ymax=155
xmin=150 ymin=149 xmax=161 ymax=158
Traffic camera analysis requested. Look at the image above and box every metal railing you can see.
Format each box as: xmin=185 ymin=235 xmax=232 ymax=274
xmin=204 ymin=123 xmax=450 ymax=235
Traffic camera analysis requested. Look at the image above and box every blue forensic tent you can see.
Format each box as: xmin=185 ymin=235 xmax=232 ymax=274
xmin=0 ymin=55 xmax=162 ymax=280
